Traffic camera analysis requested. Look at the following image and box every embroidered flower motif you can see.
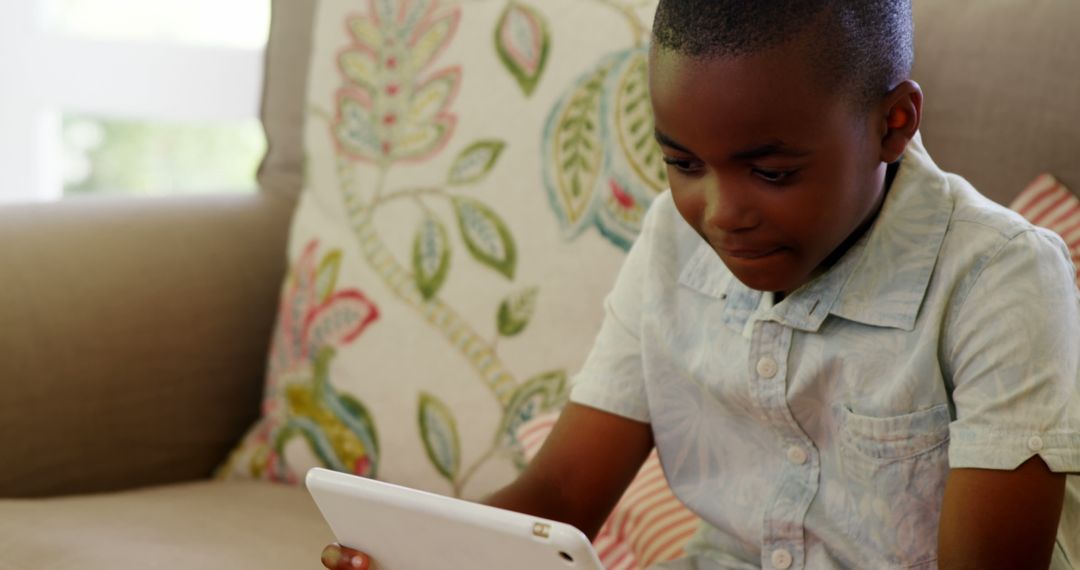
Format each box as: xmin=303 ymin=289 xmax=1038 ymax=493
xmin=250 ymin=240 xmax=381 ymax=482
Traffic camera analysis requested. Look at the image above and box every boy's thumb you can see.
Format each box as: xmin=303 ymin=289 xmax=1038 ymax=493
xmin=321 ymin=543 xmax=371 ymax=569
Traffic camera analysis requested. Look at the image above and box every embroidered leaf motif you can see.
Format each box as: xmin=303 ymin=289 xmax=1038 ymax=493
xmin=315 ymin=250 xmax=343 ymax=303
xmin=412 ymin=215 xmax=451 ymax=301
xmin=410 ymin=11 xmax=460 ymax=73
xmin=399 ymin=0 xmax=433 ymax=35
xmin=452 ymin=197 xmax=517 ymax=279
xmin=280 ymin=348 xmax=368 ymax=476
xmin=281 ymin=347 xmax=380 ymax=477
xmin=542 ymin=48 xmax=659 ymax=250
xmin=273 ymin=418 xmax=336 ymax=470
xmin=548 ymin=60 xmax=614 ymax=228
xmin=302 ymin=291 xmax=380 ymax=354
xmin=496 ymin=370 xmax=568 ymax=450
xmin=372 ymin=0 xmax=395 ymax=29
xmin=347 ymin=17 xmax=382 ymax=52
xmin=497 ymin=287 xmax=539 ymax=337
xmin=375 ymin=66 xmax=460 ymax=161
xmin=339 ymin=50 xmax=379 ymax=97
xmin=336 ymin=392 xmax=380 ymax=476
xmin=448 ymin=140 xmax=507 ymax=186
xmin=335 ymin=92 xmax=380 ymax=162
xmin=418 ymin=392 xmax=461 ymax=482
xmin=392 ymin=121 xmax=453 ymax=161
xmin=408 ymin=69 xmax=459 ymax=124
xmin=613 ymin=50 xmax=667 ymax=193
xmin=495 ymin=1 xmax=551 ymax=96
xmin=291 ymin=240 xmax=321 ymax=332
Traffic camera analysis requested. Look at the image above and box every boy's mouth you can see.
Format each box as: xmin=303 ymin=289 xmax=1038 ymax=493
xmin=718 ymin=245 xmax=785 ymax=259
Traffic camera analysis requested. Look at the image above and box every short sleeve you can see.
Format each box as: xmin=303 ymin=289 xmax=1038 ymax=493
xmin=568 ymin=197 xmax=673 ymax=424
xmin=946 ymin=227 xmax=1080 ymax=473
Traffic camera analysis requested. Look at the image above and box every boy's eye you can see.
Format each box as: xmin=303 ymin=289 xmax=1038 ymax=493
xmin=662 ymin=156 xmax=702 ymax=173
xmin=752 ymin=168 xmax=796 ymax=183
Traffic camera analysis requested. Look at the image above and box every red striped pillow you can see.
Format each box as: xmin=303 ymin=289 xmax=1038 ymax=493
xmin=1009 ymin=174 xmax=1080 ymax=284
xmin=516 ymin=413 xmax=698 ymax=570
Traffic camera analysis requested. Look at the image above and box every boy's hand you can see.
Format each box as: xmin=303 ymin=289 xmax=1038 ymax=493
xmin=320 ymin=543 xmax=371 ymax=569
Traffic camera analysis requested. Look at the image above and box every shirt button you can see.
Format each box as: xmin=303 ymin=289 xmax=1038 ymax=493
xmin=756 ymin=356 xmax=779 ymax=378
xmin=771 ymin=548 xmax=793 ymax=569
xmin=1027 ymin=435 xmax=1044 ymax=452
xmin=787 ymin=446 xmax=808 ymax=465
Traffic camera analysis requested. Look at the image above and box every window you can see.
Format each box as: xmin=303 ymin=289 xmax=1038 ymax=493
xmin=48 ymin=0 xmax=269 ymax=49
xmin=0 ymin=0 xmax=270 ymax=202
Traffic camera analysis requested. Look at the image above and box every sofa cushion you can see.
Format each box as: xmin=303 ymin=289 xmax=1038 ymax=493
xmin=0 ymin=194 xmax=292 ymax=498
xmin=912 ymin=0 xmax=1080 ymax=206
xmin=221 ymin=0 xmax=697 ymax=567
xmin=222 ymin=0 xmax=666 ymax=495
xmin=0 ymin=481 xmax=331 ymax=570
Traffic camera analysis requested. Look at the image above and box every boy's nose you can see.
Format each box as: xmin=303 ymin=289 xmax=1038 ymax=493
xmin=704 ymin=180 xmax=758 ymax=232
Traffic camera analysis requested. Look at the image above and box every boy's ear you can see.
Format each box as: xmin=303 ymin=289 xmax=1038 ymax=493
xmin=878 ymin=80 xmax=923 ymax=163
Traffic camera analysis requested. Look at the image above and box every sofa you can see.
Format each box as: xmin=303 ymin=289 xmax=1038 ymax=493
xmin=1 ymin=1 xmax=1078 ymax=568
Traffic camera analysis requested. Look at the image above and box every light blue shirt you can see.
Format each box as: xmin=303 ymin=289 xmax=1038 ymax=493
xmin=571 ymin=136 xmax=1080 ymax=569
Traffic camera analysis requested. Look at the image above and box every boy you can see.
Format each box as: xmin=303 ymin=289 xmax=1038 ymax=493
xmin=325 ymin=0 xmax=1079 ymax=567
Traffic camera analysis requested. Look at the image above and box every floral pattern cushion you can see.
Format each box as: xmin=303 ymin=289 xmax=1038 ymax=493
xmin=220 ymin=2 xmax=695 ymax=562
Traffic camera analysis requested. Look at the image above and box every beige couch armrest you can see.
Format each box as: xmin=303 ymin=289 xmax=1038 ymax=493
xmin=0 ymin=192 xmax=295 ymax=497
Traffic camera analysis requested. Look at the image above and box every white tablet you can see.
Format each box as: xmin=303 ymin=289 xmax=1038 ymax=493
xmin=306 ymin=468 xmax=606 ymax=570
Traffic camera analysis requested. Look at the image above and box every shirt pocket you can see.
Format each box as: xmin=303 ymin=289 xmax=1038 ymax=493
xmin=836 ymin=403 xmax=951 ymax=462
xmin=833 ymin=403 xmax=951 ymax=568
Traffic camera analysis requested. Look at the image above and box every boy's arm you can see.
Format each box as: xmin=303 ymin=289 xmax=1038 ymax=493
xmin=485 ymin=402 xmax=655 ymax=540
xmin=937 ymin=456 xmax=1067 ymax=570
xmin=936 ymin=229 xmax=1080 ymax=570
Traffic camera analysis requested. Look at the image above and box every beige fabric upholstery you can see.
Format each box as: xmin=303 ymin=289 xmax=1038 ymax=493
xmin=913 ymin=0 xmax=1080 ymax=205
xmin=257 ymin=0 xmax=316 ymax=200
xmin=0 ymin=194 xmax=293 ymax=497
xmin=0 ymin=481 xmax=332 ymax=570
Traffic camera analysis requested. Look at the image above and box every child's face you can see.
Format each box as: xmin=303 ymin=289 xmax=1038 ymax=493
xmin=649 ymin=46 xmax=888 ymax=295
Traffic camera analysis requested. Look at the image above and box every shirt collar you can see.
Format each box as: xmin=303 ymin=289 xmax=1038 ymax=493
xmin=678 ymin=134 xmax=954 ymax=333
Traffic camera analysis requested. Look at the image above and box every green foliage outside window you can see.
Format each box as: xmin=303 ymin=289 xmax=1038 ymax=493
xmin=63 ymin=117 xmax=265 ymax=196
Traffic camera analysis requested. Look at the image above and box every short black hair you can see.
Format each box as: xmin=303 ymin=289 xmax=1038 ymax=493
xmin=652 ymin=0 xmax=914 ymax=108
